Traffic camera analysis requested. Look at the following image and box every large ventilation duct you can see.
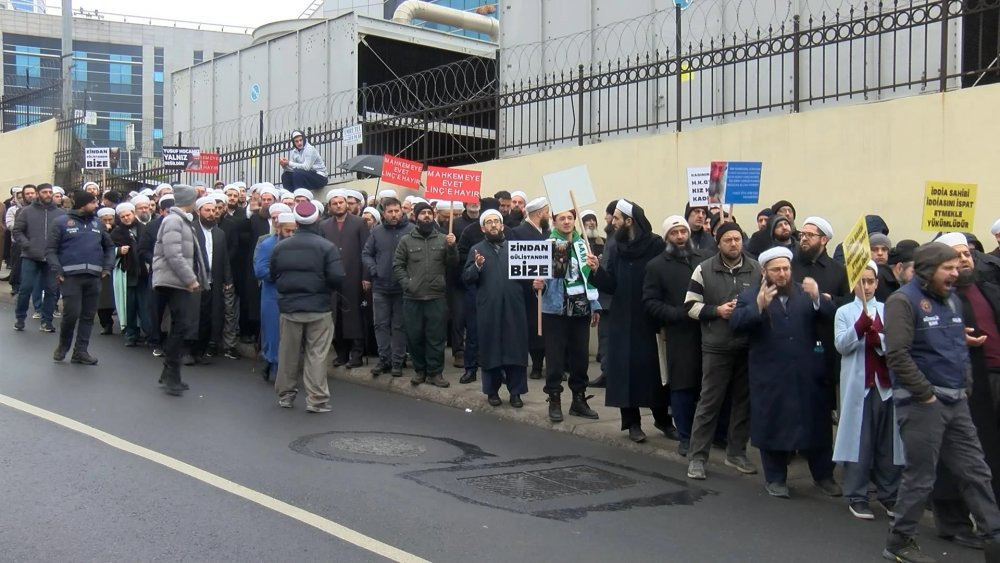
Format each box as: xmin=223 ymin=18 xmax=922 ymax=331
xmin=392 ymin=0 xmax=499 ymax=42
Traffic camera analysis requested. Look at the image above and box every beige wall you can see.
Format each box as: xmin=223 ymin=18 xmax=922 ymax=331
xmin=0 ymin=119 xmax=58 ymax=190
xmin=345 ymin=82 xmax=1000 ymax=250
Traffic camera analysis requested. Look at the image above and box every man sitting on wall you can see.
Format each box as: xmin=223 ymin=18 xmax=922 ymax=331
xmin=279 ymin=130 xmax=328 ymax=191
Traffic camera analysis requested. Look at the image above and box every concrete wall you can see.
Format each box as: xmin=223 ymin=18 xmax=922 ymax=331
xmin=341 ymin=82 xmax=1000 ymax=248
xmin=0 ymin=117 xmax=57 ymax=187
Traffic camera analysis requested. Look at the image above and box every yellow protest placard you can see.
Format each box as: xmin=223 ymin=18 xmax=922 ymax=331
xmin=844 ymin=215 xmax=871 ymax=290
xmin=921 ymin=180 xmax=977 ymax=232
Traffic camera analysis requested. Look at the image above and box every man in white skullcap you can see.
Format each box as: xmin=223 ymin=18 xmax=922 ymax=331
xmin=377 ymin=189 xmax=398 ymax=207
xmin=189 ymin=195 xmax=233 ymax=364
xmin=270 ymin=200 xmax=345 ymax=412
xmin=344 ymin=190 xmax=365 ymax=216
xmin=730 ymin=245 xmax=838 ymax=499
xmin=293 ymin=188 xmax=313 ymax=204
xmin=110 ymin=198 xmax=151 ymax=347
xmin=362 ymin=207 xmax=381 ymax=230
xmin=462 ymin=207 xmax=530 ymax=408
xmin=320 ymin=186 xmax=370 ymax=367
xmin=131 ymin=194 xmax=153 ymax=224
xmin=508 ymin=190 xmax=527 ymax=225
xmin=253 ymin=210 xmax=298 ymax=382
xmin=793 ymin=215 xmax=850 ymax=434
xmin=509 ymin=196 xmax=551 ymax=379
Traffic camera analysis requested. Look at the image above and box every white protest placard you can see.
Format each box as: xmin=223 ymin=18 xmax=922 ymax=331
xmin=84 ymin=147 xmax=110 ymax=170
xmin=542 ymin=165 xmax=596 ymax=214
xmin=687 ymin=166 xmax=710 ymax=206
xmin=508 ymin=240 xmax=553 ymax=279
xmin=343 ymin=123 xmax=363 ymax=146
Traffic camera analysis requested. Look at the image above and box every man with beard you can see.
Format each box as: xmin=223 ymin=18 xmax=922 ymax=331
xmin=684 ymin=203 xmax=718 ymax=253
xmin=510 ymin=197 xmax=551 ymax=380
xmin=132 ymin=195 xmax=154 ymax=225
xmin=190 ymin=197 xmax=232 ymax=364
xmin=643 ymin=216 xmax=707 ymax=455
xmin=239 ymin=183 xmax=278 ymax=343
xmin=927 ymin=232 xmax=1000 ymax=552
xmin=254 ymin=211 xmax=297 ymax=382
xmin=110 ymin=202 xmax=150 ymax=347
xmin=320 ymin=189 xmax=370 ymax=368
xmin=730 ymin=247 xmax=839 ymax=499
xmin=363 ymin=198 xmax=414 ymax=377
xmin=494 ymin=190 xmax=513 ymax=219
xmin=793 ymin=217 xmax=850 ymax=418
xmin=882 ymin=243 xmax=1000 ymax=563
xmin=685 ymin=222 xmax=758 ymax=481
xmin=506 ymin=190 xmax=526 ymax=227
xmin=451 ymin=200 xmax=480 ymax=240
xmin=46 ymin=190 xmax=114 ymax=364
xmin=580 ymin=209 xmax=606 ymax=256
xmin=219 ymin=183 xmax=250 ymax=358
xmin=885 ymin=241 xmax=918 ymax=297
xmin=457 ymin=197 xmax=502 ymax=384
xmin=394 ymin=201 xmax=458 ymax=387
xmin=13 ymin=183 xmax=63 ymax=332
xmin=747 ymin=212 xmax=795 ymax=259
xmin=345 ymin=190 xmax=364 ymax=216
xmin=590 ymin=200 xmax=619 ymax=389
xmin=590 ymin=200 xmax=667 ymax=442
xmin=463 ymin=208 xmax=530 ymax=407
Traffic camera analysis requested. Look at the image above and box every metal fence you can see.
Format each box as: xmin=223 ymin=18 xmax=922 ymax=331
xmin=83 ymin=0 xmax=1000 ymax=191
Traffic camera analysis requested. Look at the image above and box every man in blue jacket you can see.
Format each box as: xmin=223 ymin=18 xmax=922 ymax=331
xmin=46 ymin=190 xmax=114 ymax=364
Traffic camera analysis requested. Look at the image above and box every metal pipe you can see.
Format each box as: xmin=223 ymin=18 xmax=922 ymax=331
xmin=391 ymin=0 xmax=499 ymax=41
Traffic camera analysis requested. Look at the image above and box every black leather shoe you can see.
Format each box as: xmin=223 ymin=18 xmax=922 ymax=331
xmin=347 ymin=358 xmax=363 ymax=368
xmin=628 ymin=425 xmax=647 ymax=443
xmin=459 ymin=369 xmax=477 ymax=384
xmin=569 ymin=392 xmax=599 ymax=419
xmin=332 ymin=357 xmax=348 ymax=368
xmin=182 ymin=354 xmax=195 ymax=366
xmin=654 ymin=422 xmax=681 ymax=441
xmin=371 ymin=362 xmax=390 ymax=377
xmin=390 ymin=364 xmax=403 ymax=377
xmin=70 ymin=352 xmax=98 ymax=365
xmin=487 ymin=394 xmax=502 ymax=407
xmin=547 ymin=394 xmax=563 ymax=422
xmin=53 ymin=345 xmax=68 ymax=362
xmin=510 ymin=394 xmax=523 ymax=408
xmin=588 ymin=374 xmax=607 ymax=388
xmin=529 ymin=368 xmax=543 ymax=380
xmin=940 ymin=533 xmax=985 ymax=550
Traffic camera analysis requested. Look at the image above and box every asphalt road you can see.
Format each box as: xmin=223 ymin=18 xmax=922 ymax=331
xmin=0 ymin=302 xmax=981 ymax=562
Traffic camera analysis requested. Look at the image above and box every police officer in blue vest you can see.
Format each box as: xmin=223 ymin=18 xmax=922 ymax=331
xmin=883 ymin=242 xmax=1000 ymax=563
xmin=46 ymin=190 xmax=115 ymax=365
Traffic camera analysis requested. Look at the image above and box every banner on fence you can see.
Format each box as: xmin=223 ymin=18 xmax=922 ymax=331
xmin=508 ymin=240 xmax=553 ymax=279
xmin=424 ymin=166 xmax=482 ymax=204
xmin=343 ymin=124 xmax=363 ymax=146
xmin=162 ymin=147 xmax=201 ymax=170
xmin=187 ymin=152 xmax=219 ymax=175
xmin=382 ymin=154 xmax=423 ymax=189
xmin=84 ymin=147 xmax=110 ymax=170
xmin=921 ymin=180 xmax=977 ymax=232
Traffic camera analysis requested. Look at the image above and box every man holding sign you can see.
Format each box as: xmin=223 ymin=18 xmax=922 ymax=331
xmin=461 ymin=209 xmax=531 ymax=408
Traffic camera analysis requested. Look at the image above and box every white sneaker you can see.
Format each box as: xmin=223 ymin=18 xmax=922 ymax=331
xmin=31 ymin=312 xmax=40 ymax=319
xmin=306 ymin=403 xmax=331 ymax=413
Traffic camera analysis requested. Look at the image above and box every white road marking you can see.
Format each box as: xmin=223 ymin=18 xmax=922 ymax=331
xmin=0 ymin=393 xmax=429 ymax=563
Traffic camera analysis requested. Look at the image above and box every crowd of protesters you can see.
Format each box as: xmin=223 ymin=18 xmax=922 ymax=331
xmin=2 ymin=131 xmax=1000 ymax=562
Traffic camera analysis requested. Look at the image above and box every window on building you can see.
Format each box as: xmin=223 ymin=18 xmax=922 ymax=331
xmin=153 ymin=128 xmax=163 ymax=139
xmin=13 ymin=46 xmax=41 ymax=84
xmin=108 ymin=112 xmax=131 ymax=142
xmin=108 ymin=54 xmax=132 ymax=93
xmin=72 ymin=51 xmax=87 ymax=83
xmin=193 ymin=50 xmax=203 ymax=64
xmin=153 ymin=71 xmax=163 ymax=82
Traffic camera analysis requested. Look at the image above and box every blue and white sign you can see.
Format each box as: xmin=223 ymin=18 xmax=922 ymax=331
xmin=720 ymin=161 xmax=763 ymax=205
xmin=249 ymin=83 xmax=261 ymax=103
xmin=674 ymin=0 xmax=693 ymax=9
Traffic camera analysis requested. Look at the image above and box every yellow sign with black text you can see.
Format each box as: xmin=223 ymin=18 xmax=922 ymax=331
xmin=844 ymin=215 xmax=871 ymax=290
xmin=921 ymin=180 xmax=977 ymax=232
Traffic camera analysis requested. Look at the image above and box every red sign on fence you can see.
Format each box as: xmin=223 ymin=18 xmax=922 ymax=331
xmin=424 ymin=166 xmax=482 ymax=204
xmin=187 ymin=152 xmax=220 ymax=175
xmin=381 ymin=154 xmax=423 ymax=189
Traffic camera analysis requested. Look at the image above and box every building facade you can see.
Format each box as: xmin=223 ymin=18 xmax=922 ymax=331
xmin=0 ymin=9 xmax=250 ymax=171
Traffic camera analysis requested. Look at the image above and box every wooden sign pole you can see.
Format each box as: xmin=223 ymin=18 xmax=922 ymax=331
xmin=537 ymin=288 xmax=543 ymax=336
xmin=448 ymin=201 xmax=455 ymax=235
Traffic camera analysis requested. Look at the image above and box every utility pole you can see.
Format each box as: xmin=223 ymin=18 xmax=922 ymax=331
xmin=60 ymin=0 xmax=74 ymax=119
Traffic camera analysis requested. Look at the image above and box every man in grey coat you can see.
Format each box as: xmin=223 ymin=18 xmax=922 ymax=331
xmin=152 ymin=184 xmax=209 ymax=396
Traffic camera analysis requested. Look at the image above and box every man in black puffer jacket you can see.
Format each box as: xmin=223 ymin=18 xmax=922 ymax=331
xmin=269 ymin=200 xmax=345 ymax=413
